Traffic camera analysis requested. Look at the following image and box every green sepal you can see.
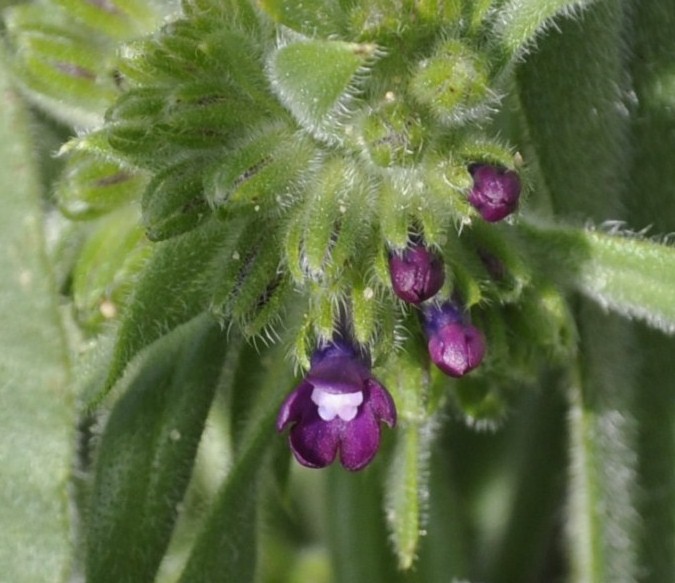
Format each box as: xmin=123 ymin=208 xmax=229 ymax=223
xmin=504 ymin=285 xmax=577 ymax=368
xmin=466 ymin=222 xmax=531 ymax=304
xmin=4 ymin=4 xmax=118 ymax=125
xmin=442 ymin=233 xmax=490 ymax=308
xmin=409 ymin=39 xmax=493 ymax=125
xmin=422 ymin=153 xmax=474 ymax=228
xmin=357 ymin=97 xmax=425 ymax=167
xmin=142 ymin=158 xmax=213 ymax=241
xmin=105 ymin=82 xmax=264 ymax=164
xmin=180 ymin=0 xmax=261 ymax=32
xmin=449 ymin=374 xmax=510 ymax=431
xmin=350 ymin=274 xmax=384 ymax=348
xmin=376 ymin=175 xmax=411 ymax=250
xmin=209 ymin=219 xmax=290 ymax=338
xmin=293 ymin=158 xmax=344 ymax=278
xmin=206 ymin=122 xmax=317 ymax=214
xmin=119 ymin=19 xmax=268 ymax=98
xmin=55 ymin=152 xmax=148 ymax=219
xmin=259 ymin=0 xmax=347 ymax=37
xmin=72 ymin=207 xmax=150 ymax=334
xmin=379 ymin=342 xmax=435 ymax=570
xmin=85 ymin=315 xmax=229 ymax=583
xmin=50 ymin=0 xmax=157 ymax=39
xmin=267 ymin=37 xmax=377 ymax=142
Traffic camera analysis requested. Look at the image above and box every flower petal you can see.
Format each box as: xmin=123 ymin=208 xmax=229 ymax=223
xmin=305 ymin=354 xmax=368 ymax=394
xmin=289 ymin=415 xmax=341 ymax=468
xmin=364 ymin=378 xmax=397 ymax=427
xmin=276 ymin=381 xmax=314 ymax=432
xmin=338 ymin=412 xmax=381 ymax=471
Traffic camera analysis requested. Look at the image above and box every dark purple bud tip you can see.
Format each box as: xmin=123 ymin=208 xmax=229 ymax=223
xmin=468 ymin=164 xmax=521 ymax=222
xmin=422 ymin=303 xmax=486 ymax=377
xmin=277 ymin=342 xmax=396 ymax=471
xmin=389 ymin=244 xmax=445 ymax=304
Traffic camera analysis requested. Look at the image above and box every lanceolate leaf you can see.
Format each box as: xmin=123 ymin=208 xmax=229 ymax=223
xmin=517 ymin=3 xmax=639 ymax=581
xmin=625 ymin=2 xmax=675 ymax=580
xmin=102 ymin=218 xmax=235 ymax=396
xmin=86 ymin=315 xmax=229 ymax=583
xmin=179 ymin=341 xmax=295 ymax=583
xmin=0 ymin=49 xmax=73 ymax=583
xmin=494 ymin=0 xmax=599 ymax=61
xmin=520 ymin=223 xmax=675 ymax=334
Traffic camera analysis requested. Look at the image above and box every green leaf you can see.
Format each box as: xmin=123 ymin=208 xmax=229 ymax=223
xmin=519 ymin=222 xmax=675 ymax=334
xmin=624 ymin=2 xmax=675 ymax=580
xmin=517 ymin=3 xmax=639 ymax=582
xmin=178 ymin=340 xmax=295 ymax=583
xmin=86 ymin=315 xmax=229 ymax=583
xmin=494 ymin=0 xmax=598 ymax=61
xmin=102 ymin=218 xmax=234 ymax=397
xmin=56 ymin=152 xmax=148 ymax=220
xmin=516 ymin=0 xmax=627 ymax=221
xmin=326 ymin=464 xmax=403 ymax=583
xmin=567 ymin=306 xmax=639 ymax=582
xmin=267 ymin=37 xmax=377 ymax=142
xmin=0 ymin=49 xmax=73 ymax=583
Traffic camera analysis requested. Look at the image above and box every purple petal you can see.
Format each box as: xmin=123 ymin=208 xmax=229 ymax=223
xmin=338 ymin=412 xmax=381 ymax=471
xmin=289 ymin=415 xmax=341 ymax=468
xmin=305 ymin=354 xmax=368 ymax=394
xmin=276 ymin=381 xmax=314 ymax=432
xmin=389 ymin=246 xmax=445 ymax=304
xmin=428 ymin=323 xmax=486 ymax=377
xmin=364 ymin=378 xmax=396 ymax=428
xmin=468 ymin=164 xmax=521 ymax=222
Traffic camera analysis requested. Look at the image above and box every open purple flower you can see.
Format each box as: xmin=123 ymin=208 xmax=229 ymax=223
xmin=422 ymin=302 xmax=486 ymax=377
xmin=389 ymin=244 xmax=445 ymax=304
xmin=277 ymin=341 xmax=396 ymax=471
xmin=468 ymin=164 xmax=521 ymax=222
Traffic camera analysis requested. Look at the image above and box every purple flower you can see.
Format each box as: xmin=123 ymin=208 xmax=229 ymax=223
xmin=277 ymin=341 xmax=396 ymax=471
xmin=422 ymin=302 xmax=486 ymax=377
xmin=389 ymin=244 xmax=445 ymax=304
xmin=468 ymin=164 xmax=521 ymax=222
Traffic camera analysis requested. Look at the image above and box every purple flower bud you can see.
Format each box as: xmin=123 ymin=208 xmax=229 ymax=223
xmin=277 ymin=341 xmax=396 ymax=471
xmin=388 ymin=244 xmax=445 ymax=304
xmin=422 ymin=303 xmax=486 ymax=377
xmin=468 ymin=164 xmax=521 ymax=222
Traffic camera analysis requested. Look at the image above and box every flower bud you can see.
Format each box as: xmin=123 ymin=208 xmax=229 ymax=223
xmin=422 ymin=302 xmax=486 ymax=377
xmin=468 ymin=164 xmax=521 ymax=222
xmin=388 ymin=244 xmax=445 ymax=304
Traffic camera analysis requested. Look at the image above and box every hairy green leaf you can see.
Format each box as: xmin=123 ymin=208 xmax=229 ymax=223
xmin=520 ymin=223 xmax=675 ymax=334
xmin=179 ymin=341 xmax=295 ymax=583
xmin=102 ymin=218 xmax=234 ymax=396
xmin=0 ymin=49 xmax=73 ymax=583
xmin=86 ymin=315 xmax=228 ymax=583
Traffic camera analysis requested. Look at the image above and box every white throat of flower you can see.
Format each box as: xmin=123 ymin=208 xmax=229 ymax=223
xmin=311 ymin=388 xmax=364 ymax=422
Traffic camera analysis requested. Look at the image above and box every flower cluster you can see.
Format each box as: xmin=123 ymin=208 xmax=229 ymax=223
xmin=278 ymin=165 xmax=519 ymax=471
